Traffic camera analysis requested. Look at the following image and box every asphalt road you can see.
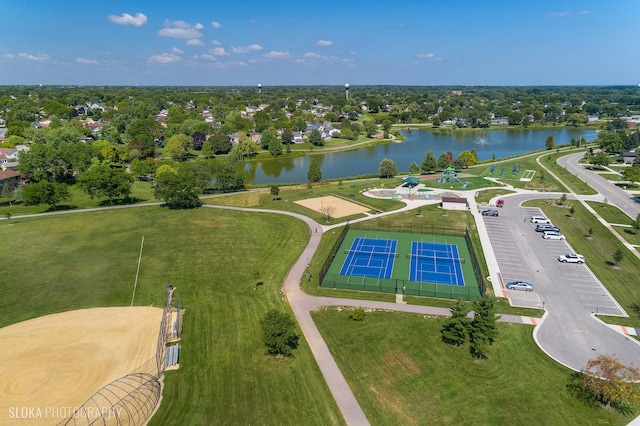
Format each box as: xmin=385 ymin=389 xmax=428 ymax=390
xmin=558 ymin=152 xmax=640 ymax=220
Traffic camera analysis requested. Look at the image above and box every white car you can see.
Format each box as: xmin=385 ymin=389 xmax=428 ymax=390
xmin=558 ymin=253 xmax=585 ymax=264
xmin=530 ymin=216 xmax=551 ymax=224
xmin=542 ymin=231 xmax=565 ymax=240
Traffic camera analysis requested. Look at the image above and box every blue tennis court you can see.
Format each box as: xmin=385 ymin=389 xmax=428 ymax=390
xmin=408 ymin=241 xmax=465 ymax=286
xmin=340 ymin=237 xmax=398 ymax=279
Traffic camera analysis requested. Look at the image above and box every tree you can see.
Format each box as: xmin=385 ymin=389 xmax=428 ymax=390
xmin=307 ymin=159 xmax=322 ymax=183
xmin=440 ymin=300 xmax=470 ymax=346
xmin=575 ymin=355 xmax=640 ymax=412
xmin=21 ymin=181 xmax=70 ymax=209
xmin=268 ymin=135 xmax=283 ymax=157
xmin=623 ymin=167 xmax=640 ymax=186
xmin=408 ymin=162 xmax=420 ymax=174
xmin=260 ymin=127 xmax=278 ymax=150
xmin=469 ymin=297 xmax=499 ymax=359
xmin=270 ymin=185 xmax=280 ymax=200
xmin=210 ymin=133 xmax=232 ymax=155
xmin=319 ymin=204 xmax=337 ymax=222
xmin=590 ymin=152 xmax=611 ymax=169
xmin=363 ymin=121 xmax=377 ymax=137
xmin=281 ymin=128 xmax=294 ymax=146
xmin=1 ymin=184 xmax=14 ymax=206
xmin=437 ymin=152 xmax=451 ymax=170
xmin=153 ymin=169 xmax=200 ymax=208
xmin=309 ymin=129 xmax=323 ymax=146
xmin=612 ymin=248 xmax=623 ymax=265
xmin=77 ymin=164 xmax=134 ymax=204
xmin=212 ymin=159 xmax=245 ymax=191
xmin=379 ymin=158 xmax=398 ymax=178
xmin=421 ymin=151 xmax=437 ymax=173
xmin=261 ymin=309 xmax=299 ymax=357
xmin=457 ymin=151 xmax=477 ymax=167
xmin=545 ymin=135 xmax=555 ymax=150
xmin=201 ymin=139 xmax=215 ymax=159
xmin=165 ymin=133 xmax=191 ymax=159
xmin=559 ymin=193 xmax=567 ymax=205
xmin=381 ymin=119 xmax=392 ymax=138
xmin=632 ymin=213 xmax=640 ymax=235
xmin=192 ymin=131 xmax=206 ymax=150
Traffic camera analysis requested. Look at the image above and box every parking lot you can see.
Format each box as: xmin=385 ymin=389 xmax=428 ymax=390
xmin=481 ymin=202 xmax=624 ymax=316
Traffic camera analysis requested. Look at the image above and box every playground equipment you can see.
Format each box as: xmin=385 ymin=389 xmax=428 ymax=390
xmin=490 ymin=165 xmax=496 ymax=174
xmin=437 ymin=166 xmax=461 ymax=184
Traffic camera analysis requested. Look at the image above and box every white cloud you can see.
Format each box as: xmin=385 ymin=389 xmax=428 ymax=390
xmin=417 ymin=53 xmax=435 ymax=59
xmin=171 ymin=47 xmax=184 ymax=54
xmin=194 ymin=54 xmax=217 ymax=61
xmin=314 ymin=39 xmax=332 ymax=47
xmin=158 ymin=20 xmax=203 ymax=38
xmin=263 ymin=51 xmax=291 ymax=59
xmin=108 ymin=12 xmax=147 ymax=26
xmin=147 ymin=53 xmax=181 ymax=64
xmin=210 ymin=47 xmax=228 ymax=56
xmin=210 ymin=40 xmax=222 ymax=46
xmin=231 ymin=44 xmax=263 ymax=53
xmin=186 ymin=38 xmax=204 ymax=46
xmin=194 ymin=23 xmax=203 ymax=30
xmin=304 ymin=52 xmax=321 ymax=58
xmin=3 ymin=53 xmax=15 ymax=59
xmin=211 ymin=21 xmax=221 ymax=29
xmin=546 ymin=11 xmax=571 ymax=17
xmin=249 ymin=19 xmax=258 ymax=24
xmin=18 ymin=52 xmax=50 ymax=62
xmin=75 ymin=57 xmax=99 ymax=65
xmin=580 ymin=10 xmax=591 ymax=15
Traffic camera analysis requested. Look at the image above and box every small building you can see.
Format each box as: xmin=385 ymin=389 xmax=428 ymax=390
xmin=441 ymin=196 xmax=468 ymax=211
xmin=622 ymin=152 xmax=637 ymax=165
xmin=0 ymin=170 xmax=24 ymax=190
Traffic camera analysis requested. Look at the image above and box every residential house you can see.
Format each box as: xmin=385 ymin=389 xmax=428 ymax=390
xmin=0 ymin=127 xmax=7 ymax=142
xmin=229 ymin=133 xmax=239 ymax=145
xmin=0 ymin=147 xmax=20 ymax=171
xmin=249 ymin=132 xmax=262 ymax=144
xmin=588 ymin=115 xmax=600 ymax=123
xmin=292 ymin=131 xmax=304 ymax=144
xmin=0 ymin=170 xmax=24 ymax=190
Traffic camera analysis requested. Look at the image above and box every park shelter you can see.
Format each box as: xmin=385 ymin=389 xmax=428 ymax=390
xmin=441 ymin=196 xmax=468 ymax=211
xmin=402 ymin=176 xmax=421 ymax=187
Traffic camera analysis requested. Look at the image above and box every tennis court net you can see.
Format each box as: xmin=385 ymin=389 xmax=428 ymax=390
xmin=344 ymin=249 xmax=399 ymax=258
xmin=406 ymin=253 xmax=465 ymax=263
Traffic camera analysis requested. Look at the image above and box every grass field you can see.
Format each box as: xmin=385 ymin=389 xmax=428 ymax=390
xmin=312 ymin=308 xmax=630 ymax=425
xmin=0 ymin=207 xmax=342 ymax=425
xmin=473 ymin=154 xmax=568 ymax=192
xmin=540 ymin=151 xmax=598 ymax=195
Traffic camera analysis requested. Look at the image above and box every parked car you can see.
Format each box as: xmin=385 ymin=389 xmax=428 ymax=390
xmin=481 ymin=209 xmax=499 ymax=216
xmin=535 ymin=224 xmax=560 ymax=233
xmin=530 ymin=216 xmax=551 ymax=224
xmin=506 ymin=281 xmax=534 ymax=291
xmin=558 ymin=253 xmax=585 ymax=263
xmin=542 ymin=231 xmax=565 ymax=240
xmin=496 ymin=199 xmax=505 ymax=207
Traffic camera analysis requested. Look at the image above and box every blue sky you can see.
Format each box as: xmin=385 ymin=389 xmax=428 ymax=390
xmin=1 ymin=0 xmax=638 ymax=86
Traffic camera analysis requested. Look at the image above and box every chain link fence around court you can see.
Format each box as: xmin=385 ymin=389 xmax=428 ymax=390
xmin=318 ymin=221 xmax=487 ymax=301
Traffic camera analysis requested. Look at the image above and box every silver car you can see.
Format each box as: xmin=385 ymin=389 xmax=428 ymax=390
xmin=506 ymin=281 xmax=534 ymax=291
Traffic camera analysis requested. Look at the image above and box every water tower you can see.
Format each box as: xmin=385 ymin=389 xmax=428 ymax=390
xmin=344 ymin=82 xmax=350 ymax=101
xmin=257 ymin=83 xmax=262 ymax=94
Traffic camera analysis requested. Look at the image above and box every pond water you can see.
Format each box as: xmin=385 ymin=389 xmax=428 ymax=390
xmin=246 ymin=128 xmax=597 ymax=185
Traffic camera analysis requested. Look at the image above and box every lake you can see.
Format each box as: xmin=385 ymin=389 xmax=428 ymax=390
xmin=245 ymin=128 xmax=597 ymax=185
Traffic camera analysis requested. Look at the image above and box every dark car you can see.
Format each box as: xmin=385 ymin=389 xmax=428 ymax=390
xmin=535 ymin=224 xmax=560 ymax=233
xmin=481 ymin=209 xmax=499 ymax=216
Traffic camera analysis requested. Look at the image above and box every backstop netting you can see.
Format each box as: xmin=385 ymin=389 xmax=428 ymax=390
xmin=58 ymin=283 xmax=183 ymax=426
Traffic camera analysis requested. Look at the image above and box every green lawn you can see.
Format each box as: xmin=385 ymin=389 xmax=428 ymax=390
xmin=587 ymin=201 xmax=635 ymax=225
xmin=204 ymin=178 xmax=406 ymax=221
xmin=474 ymin=188 xmax=517 ymax=205
xmin=473 ymin=154 xmax=568 ymax=192
xmin=540 ymin=151 xmax=598 ymax=195
xmin=312 ymin=308 xmax=631 ymax=425
xmin=0 ymin=207 xmax=342 ymax=425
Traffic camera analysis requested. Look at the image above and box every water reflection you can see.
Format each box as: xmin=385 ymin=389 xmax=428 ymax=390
xmin=248 ymin=128 xmax=597 ymax=185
